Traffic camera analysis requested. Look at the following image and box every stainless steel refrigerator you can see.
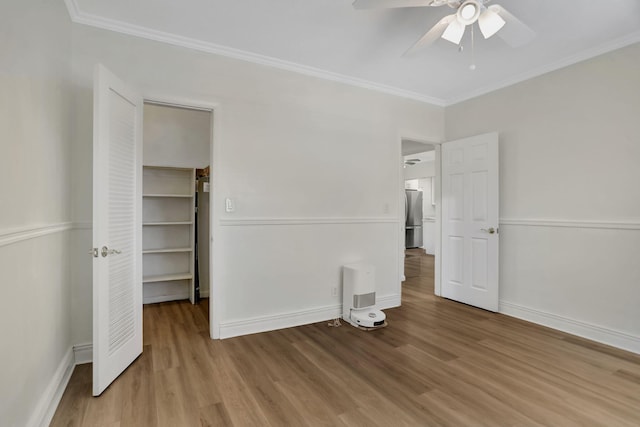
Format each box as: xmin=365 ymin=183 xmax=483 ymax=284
xmin=405 ymin=189 xmax=423 ymax=249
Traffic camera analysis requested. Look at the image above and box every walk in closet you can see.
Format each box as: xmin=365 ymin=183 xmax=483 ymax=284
xmin=142 ymin=102 xmax=212 ymax=306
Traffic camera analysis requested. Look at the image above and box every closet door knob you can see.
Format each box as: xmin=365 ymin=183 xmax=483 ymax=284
xmin=101 ymin=246 xmax=122 ymax=257
xmin=480 ymin=227 xmax=496 ymax=234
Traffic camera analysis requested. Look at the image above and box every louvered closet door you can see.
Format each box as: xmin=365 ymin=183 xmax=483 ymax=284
xmin=92 ymin=65 xmax=143 ymax=396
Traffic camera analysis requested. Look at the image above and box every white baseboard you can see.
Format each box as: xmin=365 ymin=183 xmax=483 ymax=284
xmin=499 ymin=301 xmax=640 ymax=355
xmin=378 ymin=294 xmax=402 ymax=309
xmin=73 ymin=343 xmax=93 ymax=364
xmin=219 ymin=304 xmax=342 ymax=339
xmin=27 ymin=348 xmax=75 ymax=427
xmin=220 ymin=293 xmax=401 ymax=339
xmin=200 ymin=289 xmax=210 ymax=298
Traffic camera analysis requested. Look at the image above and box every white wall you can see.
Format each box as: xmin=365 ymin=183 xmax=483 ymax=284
xmin=0 ymin=1 xmax=73 ymax=426
xmin=403 ymin=160 xmax=435 ymax=180
xmin=70 ymin=25 xmax=444 ymax=341
xmin=445 ymin=43 xmax=640 ymax=353
xmin=143 ymin=103 xmax=211 ymax=168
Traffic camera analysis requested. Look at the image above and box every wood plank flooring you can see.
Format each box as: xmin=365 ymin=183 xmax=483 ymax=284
xmin=51 ymin=249 xmax=640 ymax=426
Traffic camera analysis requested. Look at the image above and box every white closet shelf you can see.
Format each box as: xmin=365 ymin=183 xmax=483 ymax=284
xmin=143 ymin=193 xmax=193 ymax=198
xmin=143 ymin=273 xmax=193 ymax=283
xmin=143 ymin=248 xmax=192 ymax=254
xmin=142 ymin=165 xmax=196 ymax=304
xmin=143 ymin=221 xmax=193 ymax=226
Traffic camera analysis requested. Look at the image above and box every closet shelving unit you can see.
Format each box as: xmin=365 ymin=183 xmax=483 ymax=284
xmin=142 ymin=166 xmax=196 ymax=304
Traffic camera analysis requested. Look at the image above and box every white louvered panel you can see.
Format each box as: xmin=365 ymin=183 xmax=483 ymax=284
xmin=107 ymin=89 xmax=137 ymax=355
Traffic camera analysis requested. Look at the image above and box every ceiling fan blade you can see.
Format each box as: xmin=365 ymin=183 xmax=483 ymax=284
xmin=404 ymin=14 xmax=456 ymax=55
xmin=441 ymin=17 xmax=466 ymax=45
xmin=489 ymin=4 xmax=536 ymax=47
xmin=478 ymin=7 xmax=505 ymax=39
xmin=353 ymin=0 xmax=439 ymax=10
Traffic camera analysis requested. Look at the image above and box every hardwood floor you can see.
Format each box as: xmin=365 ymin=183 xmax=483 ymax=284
xmin=52 ymin=250 xmax=640 ymax=426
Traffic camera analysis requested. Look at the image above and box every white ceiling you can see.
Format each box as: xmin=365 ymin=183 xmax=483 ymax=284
xmin=404 ymin=150 xmax=435 ymax=163
xmin=67 ymin=0 xmax=640 ymax=105
xmin=402 ymin=139 xmax=435 ymax=155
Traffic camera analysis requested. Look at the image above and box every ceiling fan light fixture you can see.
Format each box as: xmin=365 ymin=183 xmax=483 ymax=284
xmin=456 ymin=0 xmax=481 ymax=25
xmin=478 ymin=8 xmax=506 ymax=39
xmin=460 ymin=4 xmax=476 ymax=20
xmin=441 ymin=19 xmax=465 ymax=45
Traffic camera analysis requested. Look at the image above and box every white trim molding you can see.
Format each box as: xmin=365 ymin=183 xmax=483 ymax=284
xmin=26 ymin=348 xmax=75 ymax=427
xmin=0 ymin=222 xmax=73 ymax=248
xmin=499 ymin=301 xmax=640 ymax=355
xmin=63 ymin=1 xmax=640 ymax=108
xmin=499 ymin=218 xmax=640 ymax=231
xmin=220 ymin=305 xmax=342 ymax=339
xmin=62 ymin=0 xmax=444 ymax=106
xmin=377 ymin=294 xmax=402 ymax=309
xmin=219 ymin=217 xmax=399 ymax=226
xmin=73 ymin=343 xmax=93 ymax=365
xmin=219 ymin=293 xmax=401 ymax=339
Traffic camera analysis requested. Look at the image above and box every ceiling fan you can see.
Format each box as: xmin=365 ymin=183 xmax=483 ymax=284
xmin=404 ymin=158 xmax=422 ymax=166
xmin=353 ymin=0 xmax=535 ymax=55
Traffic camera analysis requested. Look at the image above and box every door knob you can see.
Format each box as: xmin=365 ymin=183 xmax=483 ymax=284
xmin=481 ymin=227 xmax=496 ymax=234
xmin=101 ymin=246 xmax=122 ymax=257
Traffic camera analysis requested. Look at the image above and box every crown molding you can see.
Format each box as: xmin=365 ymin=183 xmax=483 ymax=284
xmin=63 ymin=0 xmax=446 ymax=107
xmin=444 ymin=30 xmax=640 ymax=106
xmin=64 ymin=0 xmax=640 ymax=108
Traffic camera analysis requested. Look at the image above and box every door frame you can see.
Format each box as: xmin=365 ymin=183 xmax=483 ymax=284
xmin=143 ymin=94 xmax=222 ymax=339
xmin=398 ymin=136 xmax=443 ymax=297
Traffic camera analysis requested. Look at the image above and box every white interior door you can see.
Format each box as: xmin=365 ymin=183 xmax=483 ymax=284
xmin=92 ymin=64 xmax=143 ymax=396
xmin=441 ymin=132 xmax=499 ymax=311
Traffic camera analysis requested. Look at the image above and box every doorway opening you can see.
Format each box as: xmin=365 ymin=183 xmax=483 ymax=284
xmin=401 ymin=139 xmax=439 ymax=300
xmin=141 ymin=101 xmax=213 ymax=326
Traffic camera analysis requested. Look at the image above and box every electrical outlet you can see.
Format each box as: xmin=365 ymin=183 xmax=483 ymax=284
xmin=331 ymin=286 xmax=338 ymax=297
